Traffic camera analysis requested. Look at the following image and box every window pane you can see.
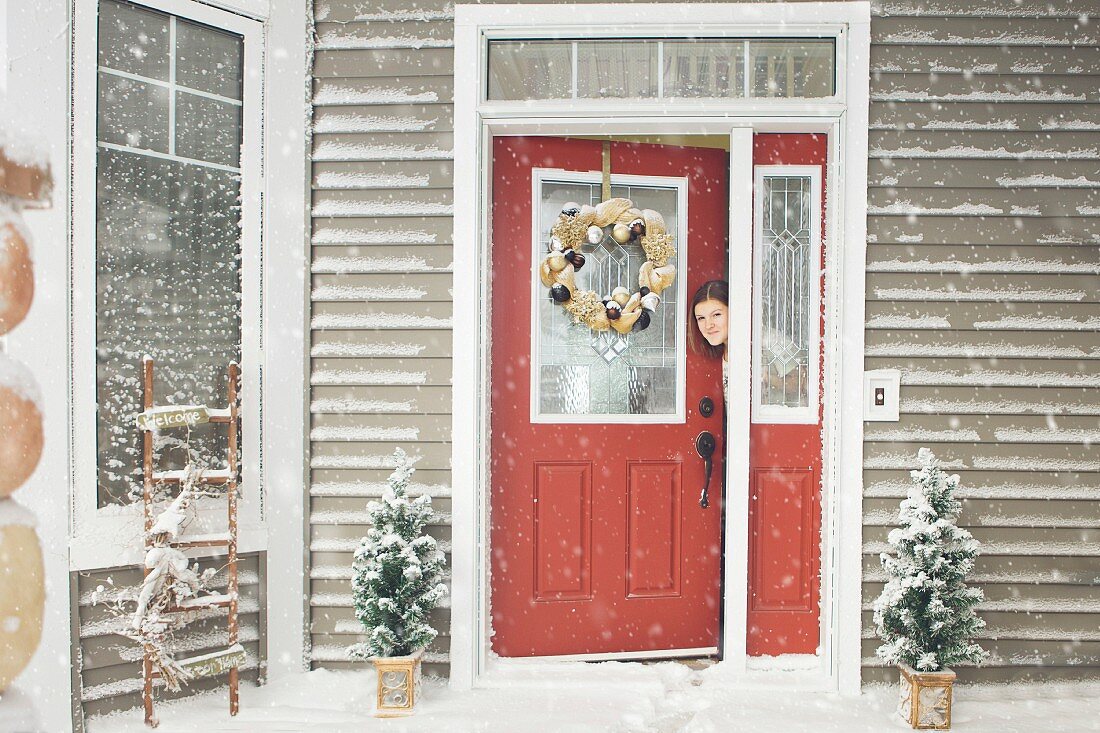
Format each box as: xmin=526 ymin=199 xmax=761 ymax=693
xmin=662 ymin=40 xmax=744 ymax=98
xmin=95 ymin=2 xmax=246 ymax=508
xmin=175 ymin=91 xmax=242 ymax=167
xmin=749 ymin=39 xmax=834 ymax=98
xmin=487 ymin=40 xmax=572 ymax=100
xmin=95 ymin=150 xmax=242 ymax=506
xmin=97 ymin=72 xmax=170 ymax=152
xmin=98 ymin=0 xmax=170 ymax=80
xmin=176 ymin=19 xmax=243 ymax=99
xmin=576 ymin=41 xmax=657 ymax=98
xmin=759 ymin=176 xmax=811 ymax=409
xmin=536 ymin=180 xmax=680 ymax=418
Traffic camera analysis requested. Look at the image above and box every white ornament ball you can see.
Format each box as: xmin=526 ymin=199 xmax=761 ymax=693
xmin=641 ymin=292 xmax=661 ymax=312
xmin=0 ymin=501 xmax=44 ymax=693
xmin=0 ymin=357 xmax=44 ymax=497
xmin=611 ymin=223 xmax=632 ymax=245
xmin=548 ymin=235 xmax=565 ymax=252
xmin=586 ymin=225 xmax=603 ymax=245
xmin=0 ymin=221 xmax=34 ymax=337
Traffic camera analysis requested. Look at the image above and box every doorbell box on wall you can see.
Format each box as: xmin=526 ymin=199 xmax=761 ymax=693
xmin=864 ymin=369 xmax=900 ymax=422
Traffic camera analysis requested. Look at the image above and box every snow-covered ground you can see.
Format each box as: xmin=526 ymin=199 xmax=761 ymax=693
xmin=81 ymin=660 xmax=1100 ymax=733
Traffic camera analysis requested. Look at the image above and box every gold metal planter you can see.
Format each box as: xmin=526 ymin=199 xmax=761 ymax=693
xmin=898 ymin=664 xmax=956 ymax=730
xmin=372 ymin=649 xmax=424 ymax=717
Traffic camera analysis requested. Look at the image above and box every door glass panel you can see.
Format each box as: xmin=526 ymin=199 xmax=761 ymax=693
xmin=759 ymin=175 xmax=811 ymax=409
xmin=535 ymin=179 xmax=680 ymax=419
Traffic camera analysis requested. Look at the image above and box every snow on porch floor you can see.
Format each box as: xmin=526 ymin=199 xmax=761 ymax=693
xmin=87 ymin=660 xmax=1100 ymax=733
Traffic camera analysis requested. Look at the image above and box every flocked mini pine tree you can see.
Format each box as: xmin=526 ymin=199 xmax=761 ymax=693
xmin=873 ymin=448 xmax=988 ymax=672
xmin=348 ymin=448 xmax=447 ymax=660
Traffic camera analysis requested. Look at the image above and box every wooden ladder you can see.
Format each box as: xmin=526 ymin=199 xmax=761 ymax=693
xmin=140 ymin=358 xmax=241 ymax=728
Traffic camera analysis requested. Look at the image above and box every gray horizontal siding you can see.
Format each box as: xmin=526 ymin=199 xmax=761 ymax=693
xmin=76 ymin=553 xmax=266 ymax=723
xmin=862 ymin=2 xmax=1100 ymax=684
xmin=308 ymin=0 xmax=455 ymax=677
xmin=309 ymin=0 xmax=1099 ymax=686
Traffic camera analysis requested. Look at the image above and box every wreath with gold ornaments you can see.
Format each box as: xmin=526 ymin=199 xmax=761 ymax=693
xmin=538 ymin=197 xmax=676 ymax=334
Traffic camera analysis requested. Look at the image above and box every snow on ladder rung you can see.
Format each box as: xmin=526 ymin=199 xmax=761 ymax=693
xmin=172 ymin=533 xmax=232 ymax=549
xmin=151 ymin=468 xmax=234 ymax=483
xmin=168 ymin=592 xmax=235 ymax=612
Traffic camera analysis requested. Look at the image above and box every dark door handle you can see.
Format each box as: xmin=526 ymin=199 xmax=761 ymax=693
xmin=695 ymin=431 xmax=716 ymax=508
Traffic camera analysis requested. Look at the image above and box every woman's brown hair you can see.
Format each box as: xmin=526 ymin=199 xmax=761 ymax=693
xmin=689 ymin=279 xmax=729 ymax=359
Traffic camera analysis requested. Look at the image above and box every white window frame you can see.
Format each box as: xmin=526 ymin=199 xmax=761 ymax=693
xmin=752 ymin=164 xmax=822 ymax=424
xmin=529 ymin=168 xmax=689 ymax=424
xmin=70 ymin=0 xmax=265 ymax=571
xmin=452 ymin=2 xmax=870 ymax=696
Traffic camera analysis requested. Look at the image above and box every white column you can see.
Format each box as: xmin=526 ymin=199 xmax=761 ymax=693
xmin=722 ymin=125 xmax=754 ymax=674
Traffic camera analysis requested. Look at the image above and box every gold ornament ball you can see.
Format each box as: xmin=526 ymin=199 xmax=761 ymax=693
xmin=611 ymin=223 xmax=632 ymax=244
xmin=0 ymin=222 xmax=34 ymax=337
xmin=611 ymin=287 xmax=631 ymax=307
xmin=0 ymin=384 xmax=44 ymax=497
xmin=0 ymin=507 xmax=44 ymax=692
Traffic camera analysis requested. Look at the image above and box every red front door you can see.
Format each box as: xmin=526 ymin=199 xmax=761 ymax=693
xmin=747 ymin=133 xmax=827 ymax=656
xmin=490 ymin=137 xmax=728 ymax=657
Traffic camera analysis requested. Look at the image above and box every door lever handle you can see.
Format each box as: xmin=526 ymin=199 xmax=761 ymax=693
xmin=695 ymin=431 xmax=716 ymax=508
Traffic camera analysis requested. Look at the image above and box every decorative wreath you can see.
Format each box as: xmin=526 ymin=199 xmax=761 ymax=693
xmin=538 ymin=197 xmax=676 ymax=334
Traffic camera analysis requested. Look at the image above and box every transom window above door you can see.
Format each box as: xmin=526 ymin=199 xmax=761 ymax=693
xmin=488 ymin=37 xmax=835 ymax=101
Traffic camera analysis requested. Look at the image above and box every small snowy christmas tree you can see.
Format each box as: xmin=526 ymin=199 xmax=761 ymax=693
xmin=874 ymin=448 xmax=988 ymax=672
xmin=348 ymin=449 xmax=447 ymax=660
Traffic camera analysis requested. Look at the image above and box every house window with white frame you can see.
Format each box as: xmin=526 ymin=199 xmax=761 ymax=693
xmin=90 ymin=0 xmax=253 ymax=508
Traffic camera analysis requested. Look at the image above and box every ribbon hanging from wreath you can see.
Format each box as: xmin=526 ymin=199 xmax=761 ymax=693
xmin=538 ymin=196 xmax=676 ymax=334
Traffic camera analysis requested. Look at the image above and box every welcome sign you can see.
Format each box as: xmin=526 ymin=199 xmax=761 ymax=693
xmin=136 ymin=405 xmax=210 ymax=431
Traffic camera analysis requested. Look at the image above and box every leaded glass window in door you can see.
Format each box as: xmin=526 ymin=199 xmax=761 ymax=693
xmin=753 ymin=167 xmax=821 ymax=423
xmin=533 ymin=174 xmax=685 ymax=421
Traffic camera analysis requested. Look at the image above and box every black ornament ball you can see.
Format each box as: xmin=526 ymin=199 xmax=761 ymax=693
xmin=550 ymin=284 xmax=571 ymax=303
xmin=570 ymin=252 xmax=585 ymax=270
xmin=561 ymin=203 xmax=581 ymax=218
xmin=606 ymin=303 xmax=621 ymax=320
xmin=563 ymin=249 xmax=575 ymax=263
xmin=633 ymin=310 xmax=651 ymax=331
xmin=629 ymin=218 xmax=646 ymax=239
xmin=639 ymin=286 xmax=651 ymax=297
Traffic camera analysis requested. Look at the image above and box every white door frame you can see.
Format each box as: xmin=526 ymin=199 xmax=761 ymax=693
xmin=452 ymin=2 xmax=870 ymax=695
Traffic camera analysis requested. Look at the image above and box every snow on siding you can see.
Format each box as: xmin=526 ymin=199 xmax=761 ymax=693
xmin=312 ymin=227 xmax=437 ymax=244
xmin=310 ymin=312 xmax=453 ymax=329
xmin=312 ymin=84 xmax=439 ymax=105
xmin=312 ymin=141 xmax=454 ymax=161
xmin=872 ymin=287 xmax=1086 ymax=302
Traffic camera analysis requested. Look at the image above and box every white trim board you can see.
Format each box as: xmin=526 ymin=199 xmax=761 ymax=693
xmin=452 ymin=2 xmax=870 ymax=697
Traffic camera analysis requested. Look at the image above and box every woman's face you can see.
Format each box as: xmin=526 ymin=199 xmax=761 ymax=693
xmin=694 ymin=298 xmax=728 ymax=348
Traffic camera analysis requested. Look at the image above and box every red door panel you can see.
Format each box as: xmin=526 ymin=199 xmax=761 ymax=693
xmin=490 ymin=137 xmax=728 ymax=658
xmin=626 ymin=461 xmax=682 ymax=598
xmin=747 ymin=133 xmax=827 ymax=656
xmin=533 ymin=462 xmax=592 ymax=601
